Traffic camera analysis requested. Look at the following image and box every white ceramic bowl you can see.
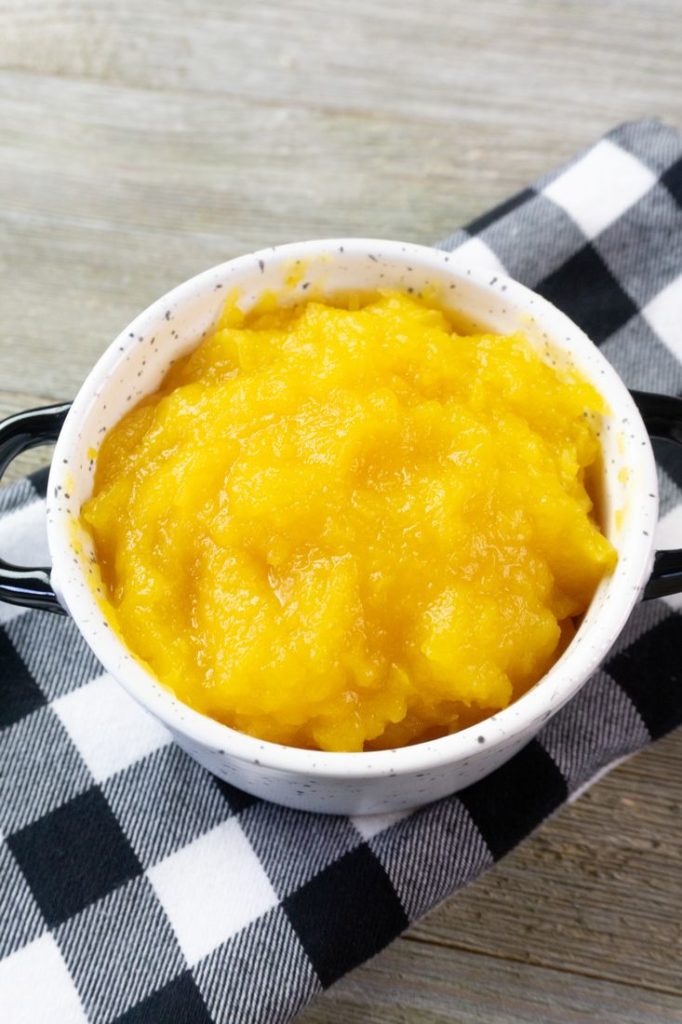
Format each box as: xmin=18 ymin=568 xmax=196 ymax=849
xmin=0 ymin=239 xmax=669 ymax=814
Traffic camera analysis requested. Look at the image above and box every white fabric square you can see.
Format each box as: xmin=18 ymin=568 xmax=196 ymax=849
xmin=0 ymin=500 xmax=49 ymax=626
xmin=656 ymin=504 xmax=682 ymax=611
xmin=641 ymin=273 xmax=682 ymax=361
xmin=351 ymin=809 xmax=412 ymax=841
xmin=53 ymin=672 xmax=170 ymax=782
xmin=0 ymin=499 xmax=50 ymax=566
xmin=0 ymin=933 xmax=87 ymax=1024
xmin=544 ymin=139 xmax=656 ymax=239
xmin=447 ymin=235 xmax=507 ymax=275
xmin=148 ymin=818 xmax=278 ymax=965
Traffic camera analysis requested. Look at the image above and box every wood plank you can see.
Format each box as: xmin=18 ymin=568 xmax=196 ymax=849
xmin=1 ymin=4 xmax=680 ymax=400
xmin=2 ymin=0 xmax=681 ymax=136
xmin=0 ymin=68 xmax=519 ymax=398
xmin=299 ymin=928 xmax=682 ymax=1024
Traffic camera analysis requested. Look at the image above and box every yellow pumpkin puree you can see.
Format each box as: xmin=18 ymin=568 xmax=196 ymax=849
xmin=82 ymin=290 xmax=617 ymax=752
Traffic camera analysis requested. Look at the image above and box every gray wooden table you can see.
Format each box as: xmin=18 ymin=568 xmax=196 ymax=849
xmin=1 ymin=2 xmax=680 ymax=1020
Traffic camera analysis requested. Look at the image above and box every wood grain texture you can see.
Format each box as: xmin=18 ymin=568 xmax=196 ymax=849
xmin=0 ymin=1 xmax=680 ymax=1020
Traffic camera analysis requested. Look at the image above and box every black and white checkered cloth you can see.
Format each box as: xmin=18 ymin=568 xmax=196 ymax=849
xmin=1 ymin=119 xmax=681 ymax=1024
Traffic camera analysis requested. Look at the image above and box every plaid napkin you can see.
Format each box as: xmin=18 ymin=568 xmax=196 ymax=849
xmin=1 ymin=119 xmax=681 ymax=1024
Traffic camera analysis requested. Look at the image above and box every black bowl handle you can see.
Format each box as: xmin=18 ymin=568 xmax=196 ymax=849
xmin=0 ymin=404 xmax=71 ymax=614
xmin=631 ymin=390 xmax=682 ymax=600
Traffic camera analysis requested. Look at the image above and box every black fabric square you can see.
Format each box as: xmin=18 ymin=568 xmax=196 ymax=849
xmin=535 ymin=244 xmax=639 ymax=344
xmin=213 ymin=776 xmax=258 ymax=814
xmin=459 ymin=740 xmax=568 ymax=861
xmin=8 ymin=787 xmax=142 ymax=926
xmin=6 ymin=612 xmax=103 ymax=702
xmin=660 ymin=156 xmax=682 ymax=208
xmin=605 ymin=613 xmax=682 ymax=740
xmin=592 ymin=184 xmax=682 ymax=309
xmin=283 ymin=843 xmax=407 ymax=989
xmin=654 ymin=435 xmax=682 ymax=492
xmin=464 ymin=187 xmax=536 ymax=235
xmin=0 ymin=707 xmax=92 ymax=837
xmin=28 ymin=466 xmax=49 ymax=499
xmin=0 ymin=627 xmax=46 ymax=728
xmin=114 ymin=972 xmax=212 ymax=1024
xmin=477 ymin=193 xmax=586 ymax=291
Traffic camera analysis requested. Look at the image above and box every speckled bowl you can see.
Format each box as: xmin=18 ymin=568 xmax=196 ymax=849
xmin=2 ymin=239 xmax=663 ymax=814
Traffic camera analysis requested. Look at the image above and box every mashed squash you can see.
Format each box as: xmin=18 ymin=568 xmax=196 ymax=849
xmin=82 ymin=291 xmax=617 ymax=752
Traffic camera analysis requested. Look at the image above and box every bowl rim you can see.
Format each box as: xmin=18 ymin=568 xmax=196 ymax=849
xmin=47 ymin=237 xmax=659 ymax=779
